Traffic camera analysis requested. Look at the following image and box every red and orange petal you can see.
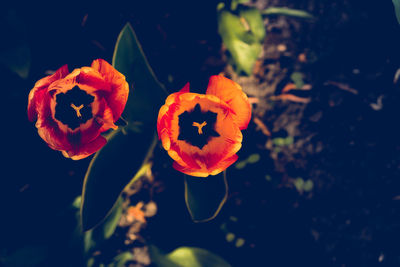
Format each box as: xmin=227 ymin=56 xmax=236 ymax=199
xmin=28 ymin=65 xmax=69 ymax=122
xmin=206 ymin=75 xmax=251 ymax=130
xmin=61 ymin=135 xmax=107 ymax=160
xmin=28 ymin=59 xmax=128 ymax=160
xmin=91 ymin=59 xmax=129 ymax=122
xmin=157 ymin=86 xmax=243 ymax=177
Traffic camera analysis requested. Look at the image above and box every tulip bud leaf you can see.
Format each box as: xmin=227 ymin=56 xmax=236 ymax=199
xmin=81 ymin=126 xmax=156 ymax=232
xmin=184 ymin=171 xmax=228 ymax=222
xmin=149 ymin=246 xmax=232 ymax=267
xmin=81 ymin=22 xmax=166 ymax=232
xmin=112 ymin=23 xmax=167 ymax=124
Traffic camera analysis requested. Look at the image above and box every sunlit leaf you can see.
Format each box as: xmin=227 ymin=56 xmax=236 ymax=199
xmin=262 ymin=7 xmax=314 ymax=19
xmin=393 ymin=0 xmax=400 ymax=24
xmin=184 ymin=171 xmax=228 ymax=222
xmin=81 ymin=126 xmax=156 ymax=231
xmin=81 ymin=22 xmax=166 ymax=232
xmin=239 ymin=7 xmax=266 ymax=42
xmin=218 ymin=8 xmax=264 ymax=75
xmin=150 ymin=246 xmax=232 ymax=267
xmin=112 ymin=23 xmax=167 ymax=124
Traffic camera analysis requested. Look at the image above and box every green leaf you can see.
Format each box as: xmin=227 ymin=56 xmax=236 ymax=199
xmin=184 ymin=171 xmax=228 ymax=222
xmin=112 ymin=23 xmax=167 ymax=124
xmin=262 ymin=7 xmax=314 ymax=19
xmin=0 ymin=9 xmax=30 ymax=79
xmin=3 ymin=246 xmax=48 ymax=267
xmin=150 ymin=246 xmax=231 ymax=267
xmin=303 ymin=180 xmax=314 ymax=192
xmin=81 ymin=22 xmax=166 ymax=232
xmin=247 ymin=153 xmax=260 ymax=164
xmin=294 ymin=177 xmax=305 ymax=192
xmin=290 ymin=72 xmax=305 ymax=89
xmin=81 ymin=126 xmax=157 ymax=231
xmin=218 ymin=9 xmax=263 ymax=75
xmin=393 ymin=0 xmax=400 ymax=25
xmin=226 ymin=233 xmax=235 ymax=242
xmin=235 ymin=238 xmax=245 ymax=248
xmin=84 ymin=196 xmax=123 ymax=254
xmin=112 ymin=252 xmax=134 ymax=267
xmin=239 ymin=7 xmax=266 ymax=42
xmin=235 ymin=160 xmax=247 ymax=169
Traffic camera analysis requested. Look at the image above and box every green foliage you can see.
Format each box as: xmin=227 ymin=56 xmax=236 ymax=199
xmin=112 ymin=23 xmax=167 ymax=123
xmin=272 ymin=136 xmax=294 ymax=146
xmin=235 ymin=238 xmax=245 ymax=248
xmin=393 ymin=0 xmax=400 ymax=25
xmin=235 ymin=153 xmax=260 ymax=169
xmin=184 ymin=171 xmax=228 ymax=222
xmin=81 ymin=126 xmax=156 ymax=231
xmin=150 ymin=246 xmax=232 ymax=267
xmin=81 ymin=23 xmax=166 ymax=232
xmin=1 ymin=246 xmax=48 ymax=267
xmin=0 ymin=9 xmax=30 ymax=79
xmin=218 ymin=5 xmax=265 ymax=76
xmin=293 ymin=177 xmax=314 ymax=193
xmin=262 ymin=7 xmax=314 ymax=19
xmin=290 ymin=72 xmax=305 ymax=88
xmin=84 ymin=197 xmax=124 ymax=254
xmin=247 ymin=153 xmax=260 ymax=164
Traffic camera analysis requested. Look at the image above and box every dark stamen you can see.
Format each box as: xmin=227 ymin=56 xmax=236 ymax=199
xmin=55 ymin=86 xmax=95 ymax=129
xmin=178 ymin=104 xmax=220 ymax=149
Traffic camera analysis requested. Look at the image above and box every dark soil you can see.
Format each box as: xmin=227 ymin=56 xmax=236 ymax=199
xmin=2 ymin=0 xmax=400 ymax=267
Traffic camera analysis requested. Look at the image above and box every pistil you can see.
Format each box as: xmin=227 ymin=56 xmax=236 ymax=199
xmin=192 ymin=121 xmax=207 ymax=135
xmin=70 ymin=103 xmax=84 ymax=118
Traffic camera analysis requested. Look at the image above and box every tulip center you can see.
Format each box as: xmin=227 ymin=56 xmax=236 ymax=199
xmin=178 ymin=104 xmax=220 ymax=149
xmin=55 ymin=86 xmax=95 ymax=130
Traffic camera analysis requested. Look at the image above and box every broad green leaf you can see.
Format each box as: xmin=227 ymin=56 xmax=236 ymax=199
xmin=184 ymin=171 xmax=228 ymax=222
xmin=150 ymin=246 xmax=231 ymax=267
xmin=218 ymin=9 xmax=263 ymax=75
xmin=112 ymin=23 xmax=167 ymax=124
xmin=0 ymin=9 xmax=30 ymax=79
xmin=239 ymin=7 xmax=266 ymax=42
xmin=393 ymin=0 xmax=400 ymax=25
xmin=81 ymin=22 xmax=166 ymax=232
xmin=81 ymin=126 xmax=157 ymax=231
xmin=84 ymin=196 xmax=123 ymax=254
xmin=262 ymin=7 xmax=314 ymax=19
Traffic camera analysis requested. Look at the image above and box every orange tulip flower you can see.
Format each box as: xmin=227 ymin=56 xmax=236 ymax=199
xmin=157 ymin=75 xmax=251 ymax=177
xmin=28 ymin=59 xmax=129 ymax=160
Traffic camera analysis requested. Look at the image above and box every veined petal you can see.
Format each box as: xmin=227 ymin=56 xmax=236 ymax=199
xmin=62 ymin=135 xmax=107 ymax=160
xmin=91 ymin=59 xmax=129 ymax=122
xmin=206 ymin=75 xmax=251 ymax=130
xmin=28 ymin=65 xmax=69 ymax=121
